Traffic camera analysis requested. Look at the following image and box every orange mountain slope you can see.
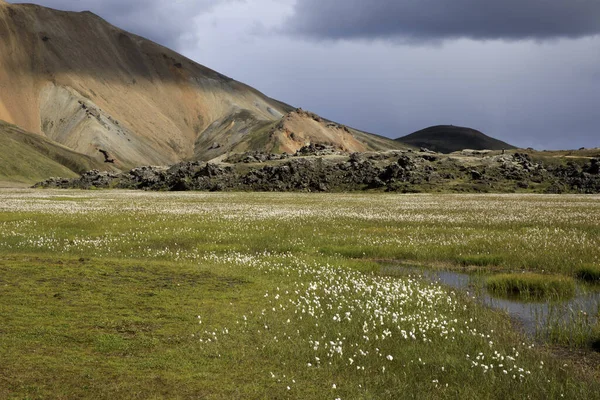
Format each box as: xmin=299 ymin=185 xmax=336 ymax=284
xmin=0 ymin=1 xmax=403 ymax=170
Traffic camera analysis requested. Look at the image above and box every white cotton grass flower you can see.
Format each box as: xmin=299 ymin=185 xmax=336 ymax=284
xmin=194 ymin=250 xmax=544 ymax=391
xmin=0 ymin=192 xmax=581 ymax=397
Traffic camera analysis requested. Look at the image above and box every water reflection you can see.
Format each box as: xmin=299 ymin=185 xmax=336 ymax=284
xmin=382 ymin=265 xmax=600 ymax=336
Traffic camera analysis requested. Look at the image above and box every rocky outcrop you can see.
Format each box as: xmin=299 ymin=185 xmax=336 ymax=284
xmin=34 ymin=151 xmax=600 ymax=194
xmin=224 ymin=152 xmax=289 ymax=164
xmin=294 ymin=143 xmax=343 ymax=157
xmin=35 ymin=170 xmax=120 ymax=189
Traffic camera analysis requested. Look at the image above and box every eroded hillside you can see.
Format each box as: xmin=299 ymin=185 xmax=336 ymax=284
xmin=0 ymin=1 xmax=403 ymax=171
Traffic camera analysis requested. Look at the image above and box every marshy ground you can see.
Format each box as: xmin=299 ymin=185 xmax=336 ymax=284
xmin=1 ymin=190 xmax=599 ymax=399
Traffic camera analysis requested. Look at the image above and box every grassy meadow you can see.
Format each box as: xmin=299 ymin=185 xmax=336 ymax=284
xmin=0 ymin=121 xmax=106 ymax=185
xmin=1 ymin=190 xmax=599 ymax=399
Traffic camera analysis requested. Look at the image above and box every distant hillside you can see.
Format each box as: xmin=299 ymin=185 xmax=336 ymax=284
xmin=396 ymin=125 xmax=516 ymax=153
xmin=0 ymin=120 xmax=113 ymax=184
xmin=0 ymin=1 xmax=404 ymax=169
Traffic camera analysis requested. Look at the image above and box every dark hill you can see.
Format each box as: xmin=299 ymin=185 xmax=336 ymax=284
xmin=396 ymin=125 xmax=516 ymax=153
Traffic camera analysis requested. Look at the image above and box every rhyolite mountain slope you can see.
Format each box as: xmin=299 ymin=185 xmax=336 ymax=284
xmin=0 ymin=0 xmax=404 ymax=173
xmin=396 ymin=125 xmax=516 ymax=154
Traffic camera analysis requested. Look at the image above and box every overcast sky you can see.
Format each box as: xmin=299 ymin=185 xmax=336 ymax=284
xmin=16 ymin=0 xmax=600 ymax=149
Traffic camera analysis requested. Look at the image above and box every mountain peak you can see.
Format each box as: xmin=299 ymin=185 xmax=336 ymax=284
xmin=0 ymin=1 xmax=402 ymax=175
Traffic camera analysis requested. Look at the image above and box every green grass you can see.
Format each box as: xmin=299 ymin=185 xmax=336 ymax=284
xmin=486 ymin=273 xmax=576 ymax=300
xmin=576 ymin=265 xmax=600 ymax=283
xmin=541 ymin=306 xmax=600 ymax=349
xmin=0 ymin=120 xmax=107 ymax=183
xmin=0 ymin=190 xmax=599 ymax=398
xmin=457 ymin=254 xmax=504 ymax=267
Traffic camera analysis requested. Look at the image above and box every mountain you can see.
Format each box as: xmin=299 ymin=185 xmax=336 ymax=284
xmin=0 ymin=119 xmax=112 ymax=185
xmin=0 ymin=1 xmax=404 ymax=176
xmin=396 ymin=125 xmax=516 ymax=153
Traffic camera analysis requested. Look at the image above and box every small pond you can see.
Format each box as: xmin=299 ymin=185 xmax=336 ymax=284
xmin=382 ymin=265 xmax=600 ymax=337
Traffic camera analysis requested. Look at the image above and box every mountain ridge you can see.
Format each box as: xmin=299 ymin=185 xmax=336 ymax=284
xmin=0 ymin=1 xmax=404 ymax=175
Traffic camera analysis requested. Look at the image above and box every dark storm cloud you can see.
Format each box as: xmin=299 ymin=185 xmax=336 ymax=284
xmin=16 ymin=0 xmax=232 ymax=47
xmin=286 ymin=0 xmax=600 ymax=41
